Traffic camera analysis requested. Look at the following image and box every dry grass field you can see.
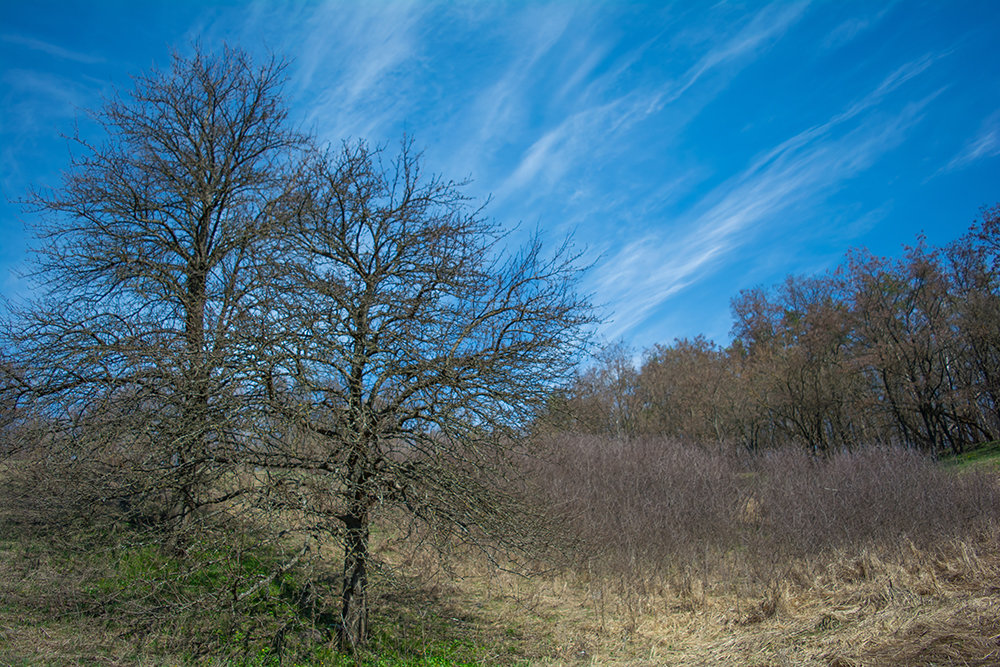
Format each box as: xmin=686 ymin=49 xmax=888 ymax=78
xmin=3 ymin=529 xmax=998 ymax=665
xmin=2 ymin=441 xmax=998 ymax=666
xmin=363 ymin=524 xmax=1000 ymax=665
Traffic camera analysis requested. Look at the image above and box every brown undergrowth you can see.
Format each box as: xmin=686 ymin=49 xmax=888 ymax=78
xmin=2 ymin=513 xmax=998 ymax=665
xmin=2 ymin=437 xmax=999 ymax=665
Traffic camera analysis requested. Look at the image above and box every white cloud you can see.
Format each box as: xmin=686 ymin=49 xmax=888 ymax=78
xmin=653 ymin=2 xmax=809 ymax=109
xmin=588 ymin=80 xmax=938 ymax=340
xmin=440 ymin=3 xmax=587 ymax=179
xmin=1 ymin=68 xmax=89 ymax=117
xmin=474 ymin=4 xmax=576 ymax=132
xmin=747 ymin=53 xmax=942 ymax=176
xmin=1 ymin=34 xmax=104 ymax=64
xmin=199 ymin=0 xmax=433 ymax=143
xmin=292 ymin=2 xmax=430 ymax=141
xmin=498 ymin=96 xmax=631 ymax=198
xmin=820 ymin=2 xmax=898 ymax=51
xmin=943 ymin=111 xmax=1000 ymax=172
xmin=494 ymin=2 xmax=811 ymax=213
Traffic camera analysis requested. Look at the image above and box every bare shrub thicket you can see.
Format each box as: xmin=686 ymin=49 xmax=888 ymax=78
xmin=533 ymin=435 xmax=742 ymax=576
xmin=533 ymin=435 xmax=1000 ymax=587
xmin=749 ymin=446 xmax=997 ymax=554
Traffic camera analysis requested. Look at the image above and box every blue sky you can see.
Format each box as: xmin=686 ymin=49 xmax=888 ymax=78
xmin=2 ymin=1 xmax=998 ymax=350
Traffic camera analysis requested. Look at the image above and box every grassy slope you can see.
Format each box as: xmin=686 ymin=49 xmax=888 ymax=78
xmin=942 ymin=440 xmax=1000 ymax=472
xmin=4 ymin=527 xmax=999 ymax=666
xmin=2 ymin=448 xmax=999 ymax=666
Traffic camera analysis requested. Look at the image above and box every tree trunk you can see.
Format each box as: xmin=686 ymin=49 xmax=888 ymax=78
xmin=338 ymin=510 xmax=370 ymax=651
xmin=175 ymin=264 xmax=209 ymax=526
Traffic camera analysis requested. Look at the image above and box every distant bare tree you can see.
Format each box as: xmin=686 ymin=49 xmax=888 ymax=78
xmin=9 ymin=46 xmax=304 ymax=526
xmin=544 ymin=342 xmax=640 ymax=439
xmin=846 ymin=244 xmax=966 ymax=454
xmin=731 ymin=275 xmax=867 ymax=453
xmin=639 ymin=336 xmax=732 ymax=444
xmin=947 ymin=205 xmax=1000 ymax=441
xmin=260 ymin=141 xmax=595 ymax=649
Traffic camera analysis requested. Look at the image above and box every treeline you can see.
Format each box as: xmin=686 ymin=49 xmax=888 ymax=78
xmin=550 ymin=205 xmax=1000 ymax=456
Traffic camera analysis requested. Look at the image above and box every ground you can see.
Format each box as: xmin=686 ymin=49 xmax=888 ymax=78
xmin=1 ymin=445 xmax=999 ymax=665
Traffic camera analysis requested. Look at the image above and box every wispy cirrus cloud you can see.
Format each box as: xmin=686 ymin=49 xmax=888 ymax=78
xmin=746 ymin=54 xmax=943 ymax=177
xmin=206 ymin=0 xmax=433 ymax=143
xmin=1 ymin=68 xmax=90 ymax=118
xmin=590 ymin=73 xmax=939 ymax=340
xmin=652 ymin=1 xmax=809 ymax=109
xmin=495 ymin=2 xmax=810 ymax=210
xmin=292 ymin=2 xmax=430 ymax=141
xmin=439 ymin=3 xmax=601 ymax=183
xmin=496 ymin=91 xmax=655 ymax=201
xmin=1 ymin=34 xmax=104 ymax=64
xmin=821 ymin=2 xmax=898 ymax=51
xmin=469 ymin=4 xmax=577 ymax=141
xmin=943 ymin=110 xmax=1000 ymax=172
xmin=0 ymin=67 xmax=95 ymax=189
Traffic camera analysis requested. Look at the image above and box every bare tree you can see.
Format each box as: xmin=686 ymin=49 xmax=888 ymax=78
xmin=6 ymin=45 xmax=594 ymax=653
xmin=9 ymin=46 xmax=304 ymax=527
xmin=845 ymin=244 xmax=966 ymax=454
xmin=639 ymin=336 xmax=733 ymax=445
xmin=261 ymin=141 xmax=595 ymax=649
xmin=730 ymin=275 xmax=868 ymax=453
xmin=0 ymin=351 xmax=28 ymax=459
xmin=542 ymin=342 xmax=641 ymax=439
xmin=947 ymin=205 xmax=1000 ymax=441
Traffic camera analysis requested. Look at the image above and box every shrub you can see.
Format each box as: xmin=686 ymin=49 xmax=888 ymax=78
xmin=533 ymin=435 xmax=1000 ymax=586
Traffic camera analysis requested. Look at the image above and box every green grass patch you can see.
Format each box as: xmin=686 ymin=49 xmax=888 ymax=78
xmin=942 ymin=440 xmax=1000 ymax=471
xmin=2 ymin=519 xmax=531 ymax=665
